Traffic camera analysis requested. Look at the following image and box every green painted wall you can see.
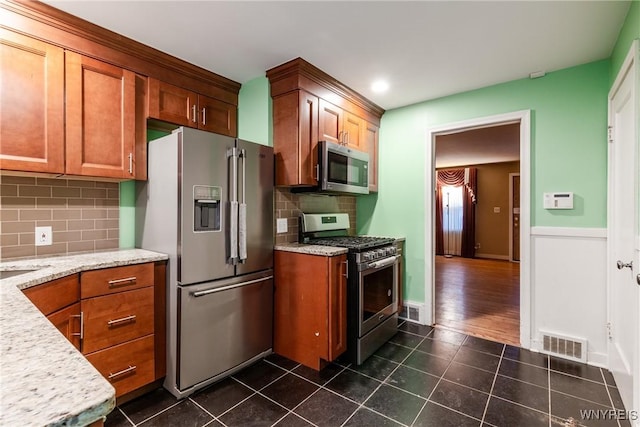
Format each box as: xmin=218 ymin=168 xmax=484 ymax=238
xmin=610 ymin=0 xmax=640 ymax=83
xmin=238 ymin=76 xmax=272 ymax=146
xmin=357 ymin=60 xmax=610 ymax=303
xmin=119 ymin=128 xmax=169 ymax=249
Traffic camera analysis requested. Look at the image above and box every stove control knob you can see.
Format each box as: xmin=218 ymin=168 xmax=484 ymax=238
xmin=387 ymin=247 xmax=397 ymax=256
xmin=363 ymin=252 xmax=373 ymax=261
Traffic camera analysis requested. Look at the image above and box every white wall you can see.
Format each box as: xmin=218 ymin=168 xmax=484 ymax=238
xmin=530 ymin=227 xmax=608 ymax=366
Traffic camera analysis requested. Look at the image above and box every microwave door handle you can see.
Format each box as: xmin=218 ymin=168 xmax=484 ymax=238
xmin=239 ymin=149 xmax=247 ymax=262
xmin=228 ymin=147 xmax=238 ymax=264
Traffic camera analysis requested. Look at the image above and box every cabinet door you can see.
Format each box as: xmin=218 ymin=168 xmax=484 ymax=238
xmin=343 ymin=111 xmax=364 ymax=151
xmin=274 ymin=251 xmax=327 ymax=370
xmin=0 ymin=29 xmax=64 ymax=174
xmin=363 ymin=121 xmax=379 ymax=192
xmin=198 ymin=94 xmax=237 ymax=137
xmin=65 ymin=52 xmax=136 ymax=178
xmin=147 ymin=78 xmax=197 ymax=127
xmin=328 ymin=254 xmax=347 ymax=360
xmin=273 ymin=90 xmax=319 ymax=186
xmin=48 ymin=303 xmax=81 ymax=350
xmin=318 ymin=99 xmax=343 ymax=144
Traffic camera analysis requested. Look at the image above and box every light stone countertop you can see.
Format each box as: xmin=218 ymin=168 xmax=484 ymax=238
xmin=0 ymin=249 xmax=168 ymax=427
xmin=274 ymin=243 xmax=348 ymax=256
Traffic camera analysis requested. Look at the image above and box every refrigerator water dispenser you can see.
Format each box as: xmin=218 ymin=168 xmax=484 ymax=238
xmin=194 ymin=185 xmax=221 ymax=232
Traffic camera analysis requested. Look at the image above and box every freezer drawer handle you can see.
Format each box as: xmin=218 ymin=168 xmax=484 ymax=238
xmin=192 ymin=275 xmax=274 ymax=297
xmin=107 ymin=315 xmax=137 ymax=327
xmin=108 ymin=276 xmax=137 ymax=287
xmin=108 ymin=365 xmax=137 ymax=380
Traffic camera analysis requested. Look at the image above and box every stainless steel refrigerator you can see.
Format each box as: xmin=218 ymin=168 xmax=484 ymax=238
xmin=136 ymin=127 xmax=273 ymax=398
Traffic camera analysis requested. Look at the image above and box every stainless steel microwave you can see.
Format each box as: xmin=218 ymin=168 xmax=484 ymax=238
xmin=318 ymin=140 xmax=369 ymax=195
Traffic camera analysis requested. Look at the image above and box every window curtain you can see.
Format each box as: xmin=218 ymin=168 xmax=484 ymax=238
xmin=435 ymin=167 xmax=477 ymax=258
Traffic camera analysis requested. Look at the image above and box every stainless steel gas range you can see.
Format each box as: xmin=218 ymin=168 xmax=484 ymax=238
xmin=300 ymin=213 xmax=399 ymax=365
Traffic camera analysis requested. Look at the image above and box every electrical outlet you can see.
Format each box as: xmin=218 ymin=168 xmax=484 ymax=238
xmin=35 ymin=226 xmax=52 ymax=246
xmin=276 ymin=218 xmax=288 ymax=234
xmin=493 ymin=207 xmax=501 ymax=213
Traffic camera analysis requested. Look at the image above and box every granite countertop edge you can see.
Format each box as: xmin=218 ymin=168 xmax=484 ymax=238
xmin=274 ymin=243 xmax=348 ymax=256
xmin=0 ymin=248 xmax=169 ymax=427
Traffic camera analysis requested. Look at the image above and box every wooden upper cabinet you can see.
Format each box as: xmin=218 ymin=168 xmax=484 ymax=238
xmin=198 ymin=94 xmax=236 ymax=137
xmin=273 ymin=89 xmax=319 ymax=186
xmin=363 ymin=121 xmax=379 ymax=192
xmin=148 ymin=78 xmax=197 ymax=127
xmin=343 ymin=111 xmax=364 ymax=151
xmin=267 ymin=58 xmax=384 ymax=190
xmin=65 ymin=52 xmax=137 ymax=179
xmin=0 ymin=29 xmax=64 ymax=174
xmin=148 ymin=78 xmax=237 ymax=137
xmin=318 ymin=99 xmax=343 ymax=144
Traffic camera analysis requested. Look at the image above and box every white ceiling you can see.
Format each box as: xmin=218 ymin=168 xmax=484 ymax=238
xmin=44 ymin=1 xmax=630 ymax=111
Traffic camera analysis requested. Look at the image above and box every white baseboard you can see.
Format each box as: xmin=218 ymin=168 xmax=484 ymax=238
xmin=475 ymin=253 xmax=510 ymax=261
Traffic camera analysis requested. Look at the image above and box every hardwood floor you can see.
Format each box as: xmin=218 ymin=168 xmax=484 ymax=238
xmin=435 ymin=256 xmax=520 ymax=346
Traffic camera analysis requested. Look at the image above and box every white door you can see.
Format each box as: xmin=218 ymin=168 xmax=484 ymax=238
xmin=608 ymin=39 xmax=639 ymax=419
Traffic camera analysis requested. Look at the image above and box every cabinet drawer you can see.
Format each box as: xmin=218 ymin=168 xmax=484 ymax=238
xmin=23 ymin=274 xmax=79 ymax=316
xmin=86 ymin=335 xmax=155 ymax=398
xmin=81 ymin=263 xmax=153 ymax=298
xmin=82 ymin=287 xmax=154 ymax=354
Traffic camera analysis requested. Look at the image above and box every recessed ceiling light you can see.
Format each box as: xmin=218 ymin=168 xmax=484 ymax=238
xmin=371 ymin=80 xmax=389 ymax=93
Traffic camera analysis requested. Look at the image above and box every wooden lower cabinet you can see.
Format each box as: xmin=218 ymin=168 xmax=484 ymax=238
xmin=47 ymin=303 xmax=81 ymax=350
xmin=21 ymin=261 xmax=166 ymax=399
xmin=274 ymin=250 xmax=347 ymax=370
xmin=81 ymin=287 xmax=154 ymax=354
xmin=86 ymin=335 xmax=155 ymax=397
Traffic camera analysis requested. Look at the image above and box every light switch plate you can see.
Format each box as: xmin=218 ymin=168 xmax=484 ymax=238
xmin=276 ymin=218 xmax=288 ymax=234
xmin=35 ymin=226 xmax=52 ymax=246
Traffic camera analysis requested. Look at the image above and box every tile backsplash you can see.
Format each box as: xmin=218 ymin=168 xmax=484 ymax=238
xmin=0 ymin=175 xmax=119 ymax=260
xmin=275 ymin=188 xmax=356 ymax=244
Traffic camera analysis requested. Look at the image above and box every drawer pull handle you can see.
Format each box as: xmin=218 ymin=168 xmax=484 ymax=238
xmin=107 ymin=315 xmax=137 ymax=327
xmin=108 ymin=276 xmax=137 ymax=287
xmin=108 ymin=365 xmax=137 ymax=380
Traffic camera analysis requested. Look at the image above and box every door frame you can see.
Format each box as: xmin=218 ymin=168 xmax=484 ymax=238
xmin=426 ymin=110 xmax=531 ymax=348
xmin=606 ymin=38 xmax=639 ymax=418
xmin=509 ymin=173 xmax=521 ymax=262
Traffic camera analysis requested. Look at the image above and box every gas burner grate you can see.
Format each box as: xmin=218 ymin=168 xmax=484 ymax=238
xmin=307 ymin=236 xmax=395 ymax=251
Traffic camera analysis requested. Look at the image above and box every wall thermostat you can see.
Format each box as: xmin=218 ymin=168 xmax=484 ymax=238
xmin=543 ymin=192 xmax=574 ymax=209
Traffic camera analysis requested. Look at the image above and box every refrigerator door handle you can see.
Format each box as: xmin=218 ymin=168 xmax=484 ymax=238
xmin=239 ymin=149 xmax=247 ymax=262
xmin=228 ymin=147 xmax=239 ymax=264
xmin=191 ymin=275 xmax=274 ymax=297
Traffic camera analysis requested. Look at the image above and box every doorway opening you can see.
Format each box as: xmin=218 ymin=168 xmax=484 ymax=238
xmin=426 ymin=111 xmax=531 ymax=348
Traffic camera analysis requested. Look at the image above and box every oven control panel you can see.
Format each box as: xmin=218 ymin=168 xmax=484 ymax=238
xmin=355 ymin=245 xmax=397 ymax=264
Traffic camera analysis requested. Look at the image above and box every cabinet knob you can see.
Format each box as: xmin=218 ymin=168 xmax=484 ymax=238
xmin=315 ymin=332 xmax=319 ymax=337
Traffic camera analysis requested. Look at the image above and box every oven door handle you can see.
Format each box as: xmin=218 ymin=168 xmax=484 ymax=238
xmin=368 ymin=255 xmax=399 ymax=270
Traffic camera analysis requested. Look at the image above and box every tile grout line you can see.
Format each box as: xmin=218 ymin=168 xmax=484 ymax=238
xmin=409 ymin=332 xmax=471 ymax=426
xmin=188 ymin=396 xmax=226 ymax=427
xmin=341 ymin=328 xmax=436 ymax=427
xmin=599 ymin=368 xmax=623 ymax=427
xmin=131 ymin=399 xmax=184 ymax=426
xmin=479 ymin=343 xmax=506 ymax=425
xmin=117 ymin=407 xmax=136 ymax=427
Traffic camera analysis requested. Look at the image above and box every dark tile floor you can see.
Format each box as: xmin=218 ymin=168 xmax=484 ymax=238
xmin=105 ymin=322 xmax=630 ymax=427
